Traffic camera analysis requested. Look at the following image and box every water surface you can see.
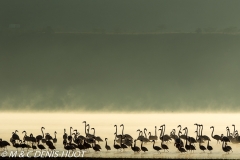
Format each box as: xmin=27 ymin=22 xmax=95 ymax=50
xmin=0 ymin=113 xmax=239 ymax=159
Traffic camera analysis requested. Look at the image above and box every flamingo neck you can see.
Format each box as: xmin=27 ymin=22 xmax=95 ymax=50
xmin=121 ymin=125 xmax=124 ymax=135
xmin=41 ymin=128 xmax=44 ymax=138
xmin=211 ymin=127 xmax=214 ymax=138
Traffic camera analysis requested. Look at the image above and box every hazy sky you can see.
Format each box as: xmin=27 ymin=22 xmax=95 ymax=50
xmin=1 ymin=0 xmax=240 ymax=32
xmin=1 ymin=1 xmax=240 ymax=112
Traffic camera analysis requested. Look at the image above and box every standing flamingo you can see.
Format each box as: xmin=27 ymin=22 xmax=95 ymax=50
xmin=210 ymin=126 xmax=221 ymax=143
xmin=105 ymin=138 xmax=111 ymax=151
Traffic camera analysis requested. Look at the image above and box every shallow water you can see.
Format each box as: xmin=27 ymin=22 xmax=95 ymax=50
xmin=1 ymin=113 xmax=240 ymax=159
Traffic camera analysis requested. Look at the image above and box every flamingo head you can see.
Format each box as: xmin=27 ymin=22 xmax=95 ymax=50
xmin=41 ymin=127 xmax=45 ymax=130
xmin=120 ymin=124 xmax=123 ymax=127
xmin=105 ymin=138 xmax=108 ymax=141
xmin=194 ymin=123 xmax=198 ymax=125
xmin=82 ymin=121 xmax=86 ymax=123
xmin=144 ymin=128 xmax=147 ymax=131
xmin=91 ymin=128 xmax=94 ymax=130
xmin=55 ymin=131 xmax=57 ymax=134
xmin=210 ymin=126 xmax=213 ymax=128
xmin=177 ymin=125 xmax=181 ymax=128
xmin=22 ymin=131 xmax=25 ymax=134
xmin=232 ymin=124 xmax=235 ymax=126
xmin=114 ymin=124 xmax=117 ymax=127
xmin=15 ymin=130 xmax=18 ymax=133
xmin=136 ymin=129 xmax=140 ymax=132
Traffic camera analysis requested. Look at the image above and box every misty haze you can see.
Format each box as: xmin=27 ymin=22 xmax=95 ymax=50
xmin=1 ymin=0 xmax=240 ymax=112
xmin=1 ymin=33 xmax=240 ymax=112
xmin=1 ymin=0 xmax=240 ymax=159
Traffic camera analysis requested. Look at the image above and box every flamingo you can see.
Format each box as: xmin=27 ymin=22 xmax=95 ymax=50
xmin=36 ymin=127 xmax=44 ymax=142
xmin=37 ymin=140 xmax=45 ymax=151
xmin=184 ymin=127 xmax=195 ymax=152
xmin=160 ymin=126 xmax=169 ymax=152
xmin=91 ymin=128 xmax=103 ymax=142
xmin=226 ymin=127 xmax=233 ymax=142
xmin=178 ymin=125 xmax=186 ymax=140
xmin=222 ymin=141 xmax=230 ymax=153
xmin=174 ymin=130 xmax=184 ymax=149
xmin=19 ymin=140 xmax=28 ymax=150
xmin=67 ymin=127 xmax=73 ymax=142
xmin=161 ymin=124 xmax=172 ymax=142
xmin=200 ymin=124 xmax=210 ymax=141
xmin=178 ymin=145 xmax=187 ymax=153
xmin=210 ymin=126 xmax=221 ymax=143
xmin=92 ymin=140 xmax=100 ymax=152
xmin=207 ymin=140 xmax=213 ymax=153
xmin=120 ymin=124 xmax=133 ymax=139
xmin=12 ymin=140 xmax=20 ymax=150
xmin=131 ymin=140 xmax=140 ymax=152
xmin=114 ymin=125 xmax=122 ymax=139
xmin=63 ymin=129 xmax=67 ymax=140
xmin=170 ymin=129 xmax=178 ymax=140
xmin=83 ymin=139 xmax=91 ymax=151
xmin=22 ymin=131 xmax=31 ymax=144
xmin=120 ymin=135 xmax=128 ymax=150
xmin=137 ymin=129 xmax=144 ymax=140
xmin=0 ymin=139 xmax=10 ymax=150
xmin=183 ymin=128 xmax=190 ymax=152
xmin=133 ymin=139 xmax=140 ymax=152
xmin=149 ymin=132 xmax=157 ymax=141
xmin=12 ymin=130 xmax=20 ymax=141
xmin=140 ymin=140 xmax=148 ymax=152
xmin=152 ymin=140 xmax=161 ymax=153
xmin=113 ymin=133 xmax=121 ymax=151
xmin=32 ymin=143 xmax=37 ymax=151
xmin=45 ymin=133 xmax=52 ymax=141
xmin=86 ymin=124 xmax=94 ymax=138
xmin=221 ymin=134 xmax=230 ymax=142
xmin=82 ymin=121 xmax=88 ymax=137
xmin=29 ymin=133 xmax=36 ymax=143
xmin=199 ymin=138 xmax=206 ymax=152
xmin=105 ymin=138 xmax=111 ymax=151
xmin=53 ymin=131 xmax=57 ymax=143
